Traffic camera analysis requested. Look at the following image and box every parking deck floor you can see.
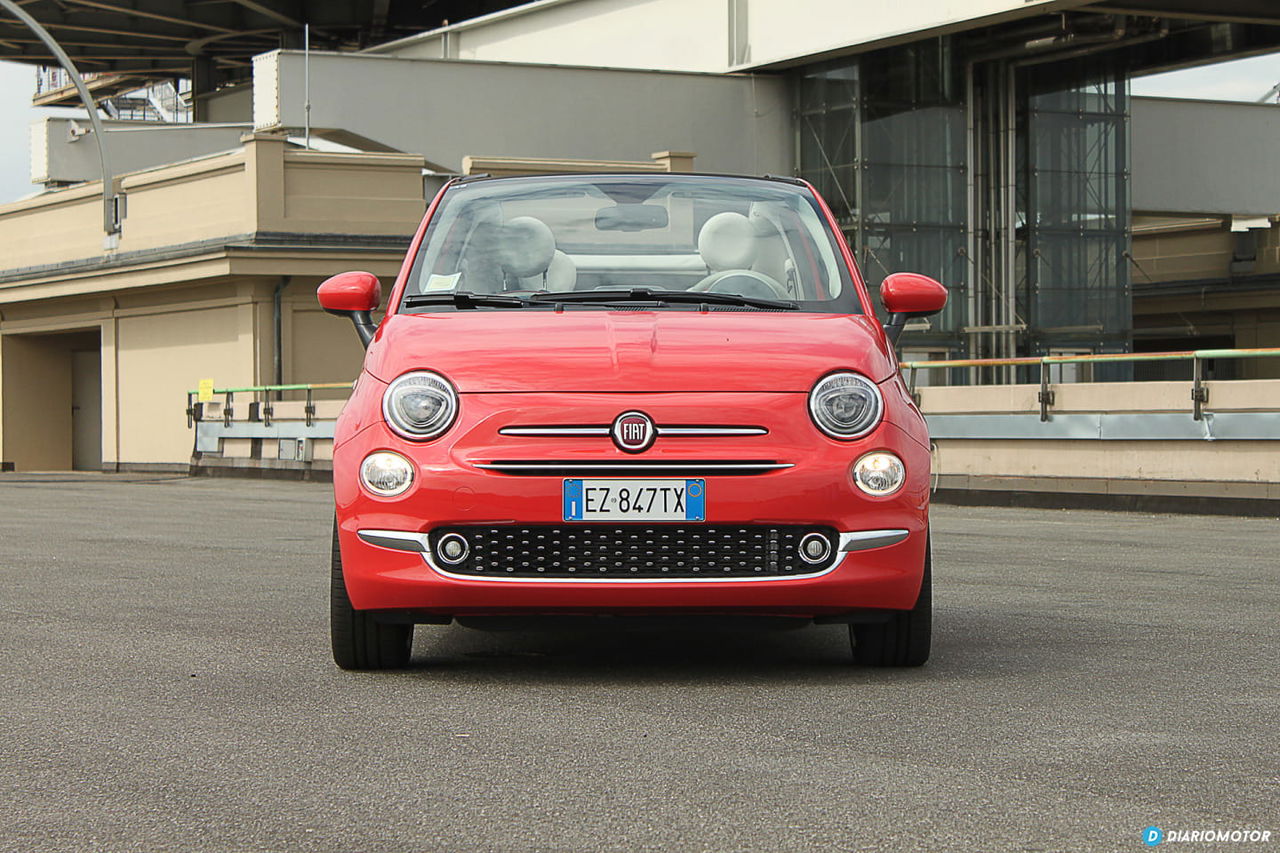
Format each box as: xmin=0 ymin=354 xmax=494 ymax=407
xmin=1 ymin=475 xmax=1276 ymax=851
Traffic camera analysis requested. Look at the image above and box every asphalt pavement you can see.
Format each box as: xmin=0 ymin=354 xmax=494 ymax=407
xmin=1 ymin=474 xmax=1276 ymax=852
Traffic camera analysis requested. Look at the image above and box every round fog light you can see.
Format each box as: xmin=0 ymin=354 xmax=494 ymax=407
xmin=360 ymin=451 xmax=414 ymax=497
xmin=437 ymin=533 xmax=469 ymax=565
xmin=798 ymin=533 xmax=832 ymax=565
xmin=853 ymin=452 xmax=905 ymax=497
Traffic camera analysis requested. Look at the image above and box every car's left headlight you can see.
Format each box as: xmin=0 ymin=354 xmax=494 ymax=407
xmin=808 ymin=372 xmax=883 ymax=439
xmin=382 ymin=370 xmax=458 ymax=440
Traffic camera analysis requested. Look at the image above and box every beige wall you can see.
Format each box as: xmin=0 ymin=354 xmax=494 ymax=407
xmin=279 ymin=153 xmax=429 ymax=231
xmin=0 ymin=137 xmax=425 ymax=280
xmin=0 ymin=151 xmax=250 ymax=275
xmin=116 ymin=302 xmax=257 ymax=464
xmin=1131 ymin=218 xmax=1235 ymax=283
xmin=288 ymin=303 xmax=367 ymax=388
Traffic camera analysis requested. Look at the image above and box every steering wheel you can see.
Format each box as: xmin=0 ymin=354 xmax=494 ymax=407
xmin=692 ymin=270 xmax=790 ymax=300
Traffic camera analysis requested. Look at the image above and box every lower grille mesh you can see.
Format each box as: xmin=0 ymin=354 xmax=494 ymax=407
xmin=429 ymin=524 xmax=837 ymax=578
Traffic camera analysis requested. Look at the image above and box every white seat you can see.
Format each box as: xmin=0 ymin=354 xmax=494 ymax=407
xmin=690 ymin=211 xmax=788 ymax=298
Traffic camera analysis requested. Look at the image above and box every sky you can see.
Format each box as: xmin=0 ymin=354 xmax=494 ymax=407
xmin=1 ymin=51 xmax=1279 ymax=204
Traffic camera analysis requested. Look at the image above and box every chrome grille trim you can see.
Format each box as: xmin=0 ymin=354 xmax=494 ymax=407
xmin=497 ymin=425 xmax=768 ymax=438
xmin=473 ymin=460 xmax=794 ymax=475
xmin=658 ymin=426 xmax=768 ymax=436
xmin=498 ymin=427 xmax=611 ymax=436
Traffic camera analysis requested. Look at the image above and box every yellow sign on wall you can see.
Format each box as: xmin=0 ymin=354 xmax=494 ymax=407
xmin=197 ymin=379 xmax=215 ymax=403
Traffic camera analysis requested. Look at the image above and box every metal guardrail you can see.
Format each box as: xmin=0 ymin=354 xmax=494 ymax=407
xmin=900 ymin=347 xmax=1280 ymax=422
xmin=186 ymin=382 xmax=351 ymax=429
xmin=185 ymin=346 xmax=1280 ymax=446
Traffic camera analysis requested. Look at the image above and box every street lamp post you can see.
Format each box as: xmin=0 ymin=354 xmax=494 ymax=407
xmin=0 ymin=0 xmax=122 ymax=240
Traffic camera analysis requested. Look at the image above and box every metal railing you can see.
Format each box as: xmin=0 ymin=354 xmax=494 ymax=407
xmin=185 ymin=347 xmax=1280 ymax=432
xmin=186 ymin=383 xmax=352 ymax=429
xmin=900 ymin=347 xmax=1280 ymax=421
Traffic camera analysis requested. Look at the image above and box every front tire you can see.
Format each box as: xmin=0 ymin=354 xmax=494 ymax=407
xmin=850 ymin=534 xmax=931 ymax=667
xmin=330 ymin=521 xmax=413 ymax=670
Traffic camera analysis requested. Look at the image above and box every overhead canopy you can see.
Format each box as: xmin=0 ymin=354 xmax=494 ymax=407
xmin=0 ymin=0 xmax=528 ymax=74
xmin=1087 ymin=0 xmax=1280 ymax=26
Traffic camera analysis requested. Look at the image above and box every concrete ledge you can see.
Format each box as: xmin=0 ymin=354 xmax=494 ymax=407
xmin=111 ymin=462 xmax=191 ymax=475
xmin=934 ymin=475 xmax=1280 ymax=517
xmin=190 ymin=455 xmax=333 ymax=482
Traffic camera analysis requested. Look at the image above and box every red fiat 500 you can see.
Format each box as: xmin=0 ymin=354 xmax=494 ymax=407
xmin=319 ymin=173 xmax=947 ymax=670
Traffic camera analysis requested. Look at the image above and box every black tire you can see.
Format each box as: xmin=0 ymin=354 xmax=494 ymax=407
xmin=850 ymin=533 xmax=931 ymax=667
xmin=330 ymin=521 xmax=413 ymax=670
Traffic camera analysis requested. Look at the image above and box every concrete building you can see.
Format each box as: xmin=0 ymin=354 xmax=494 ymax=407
xmin=0 ymin=136 xmax=428 ymax=471
xmin=2 ymin=0 xmax=1280 ymax=474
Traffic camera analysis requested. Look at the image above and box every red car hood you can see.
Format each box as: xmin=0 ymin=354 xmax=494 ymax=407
xmin=363 ymin=310 xmax=895 ymax=392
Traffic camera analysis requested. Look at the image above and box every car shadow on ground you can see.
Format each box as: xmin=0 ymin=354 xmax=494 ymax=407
xmin=385 ymin=603 xmax=1115 ymax=685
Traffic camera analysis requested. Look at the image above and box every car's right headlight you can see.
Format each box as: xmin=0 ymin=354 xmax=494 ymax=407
xmin=382 ymin=370 xmax=458 ymax=440
xmin=808 ymin=372 xmax=883 ymax=439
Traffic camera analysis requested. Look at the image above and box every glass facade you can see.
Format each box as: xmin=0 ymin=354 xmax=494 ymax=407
xmin=797 ymin=41 xmax=968 ymax=357
xmin=1019 ymin=57 xmax=1132 ymax=378
xmin=795 ymin=38 xmax=1132 ymax=383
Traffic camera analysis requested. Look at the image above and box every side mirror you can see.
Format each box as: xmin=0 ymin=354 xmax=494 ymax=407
xmin=318 ymin=271 xmax=381 ymax=348
xmin=880 ymin=272 xmax=948 ymax=345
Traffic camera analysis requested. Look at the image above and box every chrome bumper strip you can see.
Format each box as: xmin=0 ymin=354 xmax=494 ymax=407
xmin=838 ymin=529 xmax=910 ymax=552
xmin=357 ymin=529 xmax=429 ymax=552
xmin=355 ymin=526 xmax=913 ymax=583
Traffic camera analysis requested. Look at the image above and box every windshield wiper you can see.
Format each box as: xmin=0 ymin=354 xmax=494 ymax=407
xmin=530 ymin=288 xmax=798 ymax=310
xmin=402 ymin=291 xmax=528 ymax=309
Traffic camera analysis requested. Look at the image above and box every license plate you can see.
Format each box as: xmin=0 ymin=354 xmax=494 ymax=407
xmin=563 ymin=479 xmax=705 ymax=522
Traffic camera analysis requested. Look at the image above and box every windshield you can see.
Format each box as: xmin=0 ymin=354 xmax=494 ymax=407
xmin=400 ymin=175 xmax=860 ymax=313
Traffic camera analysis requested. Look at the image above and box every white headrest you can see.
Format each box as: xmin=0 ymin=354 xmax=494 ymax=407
xmin=698 ymin=212 xmax=757 ymax=271
xmin=545 ymin=250 xmax=577 ymax=292
xmin=748 ymin=203 xmax=781 ymax=236
xmin=498 ymin=216 xmax=556 ymax=278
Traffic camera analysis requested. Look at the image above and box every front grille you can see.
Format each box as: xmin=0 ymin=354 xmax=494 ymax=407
xmin=428 ymin=524 xmax=838 ymax=578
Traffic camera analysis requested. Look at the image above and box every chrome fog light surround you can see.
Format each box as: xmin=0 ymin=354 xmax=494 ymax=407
xmin=359 ymin=450 xmax=415 ymax=497
xmin=852 ymin=451 xmax=906 ymax=497
xmin=798 ymin=532 xmax=833 ymax=565
xmin=436 ymin=533 xmax=470 ymax=565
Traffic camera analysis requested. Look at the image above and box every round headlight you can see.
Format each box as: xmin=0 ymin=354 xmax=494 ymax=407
xmin=382 ymin=371 xmax=458 ymax=440
xmin=853 ymin=451 xmax=905 ymax=496
xmin=360 ymin=451 xmax=415 ymax=497
xmin=808 ymin=372 xmax=883 ymax=439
